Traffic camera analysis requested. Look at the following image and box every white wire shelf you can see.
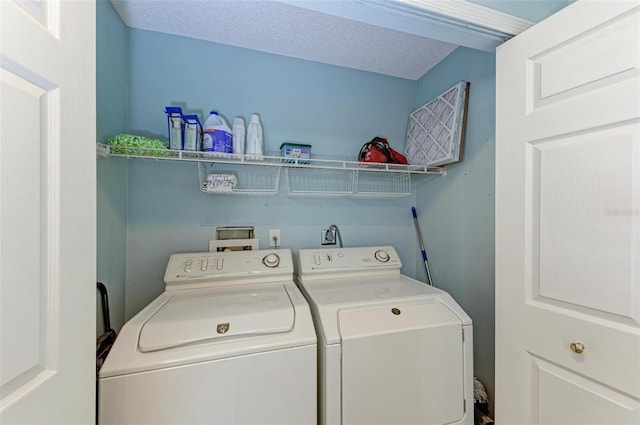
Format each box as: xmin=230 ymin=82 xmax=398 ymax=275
xmin=198 ymin=163 xmax=281 ymax=196
xmin=284 ymin=168 xmax=413 ymax=198
xmin=354 ymin=171 xmax=412 ymax=197
xmin=96 ymin=143 xmax=446 ymax=175
xmin=286 ymin=168 xmax=355 ymax=197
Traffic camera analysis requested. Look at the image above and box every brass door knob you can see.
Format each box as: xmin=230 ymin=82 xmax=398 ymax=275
xmin=570 ymin=342 xmax=585 ymax=354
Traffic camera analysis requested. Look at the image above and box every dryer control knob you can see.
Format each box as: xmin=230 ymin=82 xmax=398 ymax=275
xmin=263 ymin=253 xmax=280 ymax=268
xmin=374 ymin=250 xmax=390 ymax=262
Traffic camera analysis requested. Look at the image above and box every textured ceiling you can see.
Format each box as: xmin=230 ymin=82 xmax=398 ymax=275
xmin=111 ymin=0 xmax=460 ymax=80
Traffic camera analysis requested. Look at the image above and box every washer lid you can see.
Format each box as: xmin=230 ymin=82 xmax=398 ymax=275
xmin=138 ymin=285 xmax=294 ymax=353
xmin=298 ymin=274 xmax=472 ymax=344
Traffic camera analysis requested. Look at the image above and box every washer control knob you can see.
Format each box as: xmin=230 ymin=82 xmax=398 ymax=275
xmin=374 ymin=250 xmax=390 ymax=262
xmin=263 ymin=253 xmax=280 ymax=268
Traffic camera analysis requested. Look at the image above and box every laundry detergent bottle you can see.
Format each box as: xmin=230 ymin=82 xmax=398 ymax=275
xmin=232 ymin=117 xmax=245 ymax=156
xmin=202 ymin=111 xmax=232 ymax=153
xmin=245 ymin=113 xmax=264 ymax=160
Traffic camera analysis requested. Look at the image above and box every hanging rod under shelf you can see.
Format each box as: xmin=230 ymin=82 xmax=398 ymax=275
xmin=96 ymin=143 xmax=446 ymax=175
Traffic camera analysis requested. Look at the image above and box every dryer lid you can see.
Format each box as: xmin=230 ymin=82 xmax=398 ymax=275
xmin=138 ymin=284 xmax=295 ymax=352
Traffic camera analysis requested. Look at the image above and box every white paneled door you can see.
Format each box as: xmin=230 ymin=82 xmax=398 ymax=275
xmin=0 ymin=1 xmax=96 ymax=423
xmin=496 ymin=1 xmax=640 ymax=424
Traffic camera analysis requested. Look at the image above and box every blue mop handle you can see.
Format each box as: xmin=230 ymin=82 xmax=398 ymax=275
xmin=412 ymin=208 xmax=427 ymax=262
xmin=412 ymin=207 xmax=434 ymax=287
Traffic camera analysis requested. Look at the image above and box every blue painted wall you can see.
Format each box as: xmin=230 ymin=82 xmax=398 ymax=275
xmin=415 ymin=46 xmax=497 ymax=407
xmin=468 ymin=0 xmax=573 ymax=22
xmin=96 ymin=0 xmax=128 ymax=333
xmin=123 ymin=29 xmax=422 ymax=317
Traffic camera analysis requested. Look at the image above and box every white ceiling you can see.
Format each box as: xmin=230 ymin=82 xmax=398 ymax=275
xmin=111 ymin=0 xmax=532 ymax=80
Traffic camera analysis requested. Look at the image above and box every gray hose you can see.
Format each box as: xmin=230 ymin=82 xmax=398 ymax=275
xmin=329 ymin=224 xmax=343 ymax=248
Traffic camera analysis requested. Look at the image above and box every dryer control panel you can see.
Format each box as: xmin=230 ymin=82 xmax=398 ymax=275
xmin=164 ymin=248 xmax=293 ymax=289
xmin=297 ymin=246 xmax=401 ymax=280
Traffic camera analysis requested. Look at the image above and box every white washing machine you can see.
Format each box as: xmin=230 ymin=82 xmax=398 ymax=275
xmin=98 ymin=249 xmax=316 ymax=425
xmin=296 ymin=246 xmax=473 ymax=425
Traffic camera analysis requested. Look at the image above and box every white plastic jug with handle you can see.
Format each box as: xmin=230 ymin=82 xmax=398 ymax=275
xmin=203 ymin=111 xmax=232 ymax=154
xmin=245 ymin=113 xmax=263 ymax=160
xmin=232 ymin=117 xmax=245 ymax=155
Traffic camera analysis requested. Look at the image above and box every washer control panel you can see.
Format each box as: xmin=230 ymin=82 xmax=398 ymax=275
xmin=298 ymin=246 xmax=401 ymax=276
xmin=164 ymin=249 xmax=292 ymax=288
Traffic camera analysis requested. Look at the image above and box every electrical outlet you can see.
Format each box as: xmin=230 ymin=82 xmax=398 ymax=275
xmin=321 ymin=228 xmax=336 ymax=245
xmin=269 ymin=229 xmax=281 ymax=247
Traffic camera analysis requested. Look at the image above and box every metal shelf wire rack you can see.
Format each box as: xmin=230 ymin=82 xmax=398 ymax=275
xmin=97 ymin=143 xmax=445 ymax=197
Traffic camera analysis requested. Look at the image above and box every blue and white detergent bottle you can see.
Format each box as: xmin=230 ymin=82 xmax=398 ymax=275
xmin=182 ymin=114 xmax=202 ymax=151
xmin=164 ymin=106 xmax=184 ymax=150
xmin=202 ymin=111 xmax=232 ymax=154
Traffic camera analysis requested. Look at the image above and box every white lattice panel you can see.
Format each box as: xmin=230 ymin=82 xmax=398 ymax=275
xmin=405 ymin=81 xmax=469 ymax=166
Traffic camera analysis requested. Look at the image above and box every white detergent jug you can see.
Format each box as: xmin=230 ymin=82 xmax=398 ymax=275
xmin=245 ymin=113 xmax=263 ymax=160
xmin=203 ymin=111 xmax=232 ymax=154
xmin=232 ymin=117 xmax=245 ymax=155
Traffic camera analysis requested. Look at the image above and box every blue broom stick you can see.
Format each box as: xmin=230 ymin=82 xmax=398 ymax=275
xmin=412 ymin=207 xmax=434 ymax=287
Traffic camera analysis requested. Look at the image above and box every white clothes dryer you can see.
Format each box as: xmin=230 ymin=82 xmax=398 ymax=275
xmin=98 ymin=249 xmax=316 ymax=425
xmin=296 ymin=246 xmax=473 ymax=425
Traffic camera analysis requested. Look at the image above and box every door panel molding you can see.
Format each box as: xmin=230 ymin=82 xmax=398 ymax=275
xmin=530 ymin=354 xmax=640 ymax=424
xmin=527 ymin=9 xmax=640 ymax=111
xmin=0 ymin=0 xmax=95 ymax=422
xmin=496 ymin=2 xmax=640 ymax=423
xmin=524 ymin=123 xmax=640 ymax=323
